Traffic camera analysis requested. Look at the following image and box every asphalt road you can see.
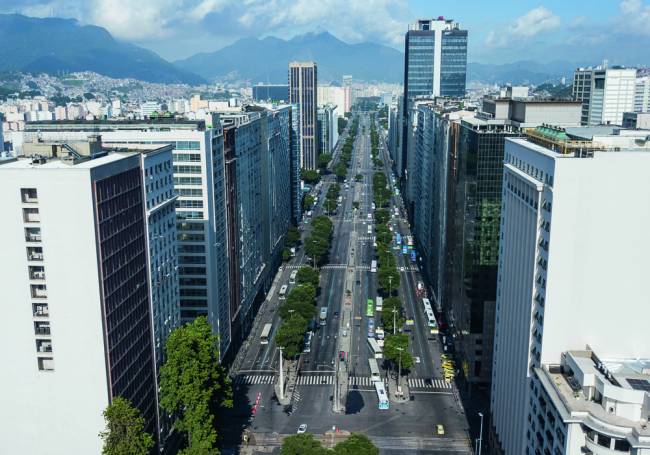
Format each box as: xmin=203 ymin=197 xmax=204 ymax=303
xmin=223 ymin=114 xmax=472 ymax=454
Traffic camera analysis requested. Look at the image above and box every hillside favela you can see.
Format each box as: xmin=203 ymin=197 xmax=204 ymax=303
xmin=1 ymin=1 xmax=650 ymax=454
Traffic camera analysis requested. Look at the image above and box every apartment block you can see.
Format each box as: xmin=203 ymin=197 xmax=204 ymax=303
xmin=24 ymin=118 xmax=232 ymax=359
xmin=317 ymin=104 xmax=339 ymax=156
xmin=490 ymin=132 xmax=650 ymax=455
xmin=0 ymin=148 xmax=159 ymax=454
xmin=635 ymin=76 xmax=650 ymax=113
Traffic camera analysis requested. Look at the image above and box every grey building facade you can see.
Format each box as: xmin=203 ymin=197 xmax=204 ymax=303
xmin=289 ymin=61 xmax=318 ymax=170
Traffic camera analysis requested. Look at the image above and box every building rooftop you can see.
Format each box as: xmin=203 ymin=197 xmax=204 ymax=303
xmin=25 ymin=118 xmax=207 ymax=132
xmin=0 ymin=151 xmax=133 ymax=170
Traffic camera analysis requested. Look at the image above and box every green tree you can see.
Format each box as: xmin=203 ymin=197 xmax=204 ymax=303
xmin=99 ymin=397 xmax=154 ymax=455
xmin=378 ymin=264 xmax=400 ymax=293
xmin=374 ymin=209 xmax=390 ymax=225
xmin=337 ymin=116 xmax=348 ymax=134
xmin=383 ymin=333 xmax=414 ymax=370
xmin=281 ymin=433 xmax=328 ymax=455
xmin=334 ymin=433 xmax=379 ymax=455
xmin=301 ymin=169 xmax=321 ymax=184
xmin=381 ymin=297 xmax=404 ymax=333
xmin=333 ymin=162 xmax=347 ymax=181
xmin=282 ymin=249 xmax=291 ymax=262
xmin=318 ymin=153 xmax=332 ymax=169
xmin=303 ymin=194 xmax=316 ymax=211
xmin=355 ymin=174 xmax=363 ymax=182
xmin=286 ymin=227 xmax=301 ymax=248
xmin=160 ymin=317 xmax=232 ymax=455
xmin=296 ymin=266 xmax=320 ymax=289
xmin=276 ymin=314 xmax=308 ymax=358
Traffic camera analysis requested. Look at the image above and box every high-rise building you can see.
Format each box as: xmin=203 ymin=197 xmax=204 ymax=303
xmin=409 ymin=97 xmax=582 ymax=392
xmin=623 ymin=111 xmax=650 ymax=129
xmin=572 ymin=66 xmax=636 ymax=125
xmin=289 ymin=103 xmax=302 ymax=223
xmin=635 ymin=75 xmax=650 ymax=112
xmin=530 ymin=348 xmax=650 ymax=454
xmin=252 ymin=84 xmax=289 ymax=103
xmin=317 ymin=104 xmax=339 ymax=156
xmin=0 ymin=145 xmax=160 ymax=453
xmin=490 ymin=131 xmax=650 ymax=455
xmin=401 ymin=18 xmax=467 ymax=200
xmin=289 ymin=61 xmax=318 ymax=169
xmin=24 ymin=118 xmax=232 ymax=359
xmin=318 ymin=85 xmax=352 ymax=114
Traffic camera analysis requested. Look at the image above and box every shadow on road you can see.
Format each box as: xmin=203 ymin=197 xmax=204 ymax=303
xmin=345 ymin=389 xmax=365 ymax=414
xmin=219 ymin=381 xmax=253 ymax=451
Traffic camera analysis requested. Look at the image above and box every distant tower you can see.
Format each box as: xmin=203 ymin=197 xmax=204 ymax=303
xmin=289 ymin=61 xmax=318 ymax=170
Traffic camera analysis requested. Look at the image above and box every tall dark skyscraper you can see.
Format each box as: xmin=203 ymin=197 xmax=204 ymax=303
xmin=401 ymin=18 xmax=467 ymax=198
xmin=289 ymin=61 xmax=318 ymax=170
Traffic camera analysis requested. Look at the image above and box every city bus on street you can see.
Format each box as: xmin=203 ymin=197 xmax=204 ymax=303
xmin=366 ymin=299 xmax=374 ymax=317
xmin=368 ymin=358 xmax=381 ymax=382
xmin=375 ymin=296 xmax=383 ymax=312
xmin=260 ymin=323 xmax=272 ymax=344
xmin=426 ymin=309 xmax=439 ymax=334
xmin=367 ymin=319 xmax=375 ymax=338
xmin=422 ymin=298 xmax=433 ymax=313
xmin=320 ymin=307 xmax=328 ymax=325
xmin=375 ymin=381 xmax=390 ymax=410
xmin=279 ymin=284 xmax=288 ymax=299
xmin=303 ymin=331 xmax=313 ymax=353
xmin=368 ymin=337 xmax=383 ymax=359
xmin=370 ymin=260 xmax=377 ymax=273
xmin=289 ymin=270 xmax=297 ymax=284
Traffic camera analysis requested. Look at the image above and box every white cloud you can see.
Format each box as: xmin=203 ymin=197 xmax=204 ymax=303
xmin=617 ymin=0 xmax=650 ymax=35
xmin=620 ymin=0 xmax=642 ymax=13
xmin=485 ymin=6 xmax=561 ymax=48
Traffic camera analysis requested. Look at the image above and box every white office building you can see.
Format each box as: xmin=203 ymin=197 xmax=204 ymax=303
xmin=24 ymin=117 xmax=233 ymax=359
xmin=573 ymin=66 xmax=637 ymax=126
xmin=530 ymin=348 xmax=650 ymax=454
xmin=0 ymin=147 xmax=160 ymax=454
xmin=635 ymin=76 xmax=650 ymax=113
xmin=318 ymin=85 xmax=352 ymax=113
xmin=490 ymin=132 xmax=650 ymax=455
xmin=140 ymin=101 xmax=162 ymax=119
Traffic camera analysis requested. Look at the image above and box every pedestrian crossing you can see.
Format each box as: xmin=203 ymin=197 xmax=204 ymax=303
xmin=232 ymin=374 xmax=276 ymax=385
xmin=233 ymin=373 xmax=451 ymax=389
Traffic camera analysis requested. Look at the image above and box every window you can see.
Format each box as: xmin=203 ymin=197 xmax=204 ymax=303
xmin=38 ymin=357 xmax=54 ymax=371
xmin=21 ymin=188 xmax=38 ymax=203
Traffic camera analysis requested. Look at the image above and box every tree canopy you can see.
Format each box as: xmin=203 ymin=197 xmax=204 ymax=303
xmin=383 ymin=333 xmax=413 ymax=370
xmin=333 ymin=434 xmax=379 ymax=455
xmin=296 ymin=266 xmax=320 ymax=289
xmin=159 ymin=317 xmax=232 ymax=454
xmin=99 ymin=397 xmax=154 ymax=455
xmin=280 ymin=434 xmax=329 ymax=455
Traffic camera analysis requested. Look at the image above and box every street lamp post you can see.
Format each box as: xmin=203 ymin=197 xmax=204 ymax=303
xmin=389 ymin=275 xmax=392 ymax=297
xmin=278 ymin=346 xmax=285 ymax=400
xmin=477 ymin=412 xmax=484 ymax=455
xmin=392 ymin=307 xmax=397 ymax=335
xmin=396 ymin=347 xmax=403 ymax=392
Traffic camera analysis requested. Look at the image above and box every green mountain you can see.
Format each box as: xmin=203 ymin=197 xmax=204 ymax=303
xmin=175 ymin=32 xmax=404 ymax=83
xmin=0 ymin=14 xmax=205 ymax=85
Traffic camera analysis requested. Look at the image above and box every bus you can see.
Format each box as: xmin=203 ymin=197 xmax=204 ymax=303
xmin=279 ymin=285 xmax=288 ymax=300
xmin=367 ymin=319 xmax=375 ymax=338
xmin=368 ymin=358 xmax=381 ymax=382
xmin=375 ymin=296 xmax=383 ymax=312
xmin=303 ymin=331 xmax=313 ymax=353
xmin=402 ymin=245 xmax=408 ymax=255
xmin=410 ymin=249 xmax=416 ymax=263
xmin=367 ymin=225 xmax=372 ymax=235
xmin=422 ymin=298 xmax=433 ymax=313
xmin=406 ymin=235 xmax=413 ymax=248
xmin=260 ymin=323 xmax=272 ymax=345
xmin=370 ymin=260 xmax=377 ymax=273
xmin=320 ymin=307 xmax=328 ymax=325
xmin=366 ymin=299 xmax=374 ymax=317
xmin=368 ymin=337 xmax=382 ymax=359
xmin=374 ymin=381 xmax=390 ymax=410
xmin=289 ymin=270 xmax=298 ymax=284
xmin=396 ymin=233 xmax=402 ymax=245
xmin=426 ymin=309 xmax=438 ymax=333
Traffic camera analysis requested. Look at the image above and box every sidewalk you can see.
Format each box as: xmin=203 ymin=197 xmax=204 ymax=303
xmin=387 ymin=374 xmax=410 ymax=403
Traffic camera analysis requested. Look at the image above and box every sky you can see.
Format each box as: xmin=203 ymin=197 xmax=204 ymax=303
xmin=1 ymin=0 xmax=650 ymax=65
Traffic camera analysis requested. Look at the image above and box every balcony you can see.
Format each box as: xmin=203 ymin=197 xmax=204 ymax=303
xmin=36 ymin=340 xmax=53 ymax=353
xmin=27 ymin=247 xmax=44 ymax=261
xmin=23 ymin=208 xmax=40 ymax=223
xmin=25 ymin=228 xmax=42 ymax=243
xmin=31 ymin=285 xmax=47 ymax=299
xmin=33 ymin=304 xmax=49 ymax=317
xmin=21 ymin=188 xmax=38 ymax=203
xmin=29 ymin=267 xmax=46 ymax=280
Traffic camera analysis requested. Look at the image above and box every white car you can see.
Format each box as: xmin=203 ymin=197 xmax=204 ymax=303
xmin=297 ymin=424 xmax=307 ymax=434
xmin=400 ymin=266 xmax=405 ymax=271
xmin=415 ymin=356 xmax=421 ymax=364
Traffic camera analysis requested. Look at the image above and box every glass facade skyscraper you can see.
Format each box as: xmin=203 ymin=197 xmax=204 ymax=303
xmin=289 ymin=61 xmax=318 ymax=170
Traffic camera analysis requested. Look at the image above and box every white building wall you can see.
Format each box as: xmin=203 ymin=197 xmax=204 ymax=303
xmin=492 ymin=138 xmax=650 ymax=453
xmin=0 ymin=164 xmax=111 ymax=454
xmin=603 ymin=69 xmax=636 ymax=125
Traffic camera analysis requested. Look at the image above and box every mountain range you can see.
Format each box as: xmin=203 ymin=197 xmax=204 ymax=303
xmin=0 ymin=14 xmax=204 ymax=85
xmin=175 ymin=32 xmax=404 ymax=84
xmin=0 ymin=13 xmax=614 ymax=87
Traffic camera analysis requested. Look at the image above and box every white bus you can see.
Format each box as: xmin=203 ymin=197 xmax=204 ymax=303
xmin=375 ymin=296 xmax=383 ymax=312
xmin=422 ymin=297 xmax=433 ymax=313
xmin=368 ymin=337 xmax=383 ymax=359
xmin=374 ymin=381 xmax=390 ymax=410
xmin=260 ymin=323 xmax=272 ymax=344
xmin=368 ymin=358 xmax=381 ymax=382
xmin=289 ymin=270 xmax=298 ymax=284
xmin=370 ymin=260 xmax=377 ymax=273
xmin=279 ymin=285 xmax=288 ymax=299
xmin=426 ymin=309 xmax=439 ymax=334
xmin=367 ymin=225 xmax=372 ymax=235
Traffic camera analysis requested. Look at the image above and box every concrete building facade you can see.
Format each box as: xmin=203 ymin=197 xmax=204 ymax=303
xmin=289 ymin=61 xmax=318 ymax=170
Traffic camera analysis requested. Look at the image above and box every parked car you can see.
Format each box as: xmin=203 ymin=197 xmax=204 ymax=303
xmin=297 ymin=424 xmax=307 ymax=434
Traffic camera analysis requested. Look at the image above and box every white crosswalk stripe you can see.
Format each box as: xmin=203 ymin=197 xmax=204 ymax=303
xmin=232 ymin=374 xmax=276 ymax=385
xmin=407 ymin=378 xmax=452 ymax=389
xmin=296 ymin=375 xmax=333 ymax=385
xmin=348 ymin=376 xmax=387 ymax=387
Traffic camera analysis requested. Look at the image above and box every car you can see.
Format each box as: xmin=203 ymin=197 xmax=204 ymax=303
xmin=334 ymin=311 xmax=339 ymax=317
xmin=414 ymin=356 xmax=421 ymax=364
xmin=436 ymin=424 xmax=445 ymax=436
xmin=297 ymin=424 xmax=307 ymax=434
xmin=400 ymin=266 xmax=405 ymax=271
xmin=342 ymin=330 xmax=348 ymax=337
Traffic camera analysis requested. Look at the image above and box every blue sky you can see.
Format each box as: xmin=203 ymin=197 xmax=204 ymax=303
xmin=2 ymin=0 xmax=649 ymax=65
